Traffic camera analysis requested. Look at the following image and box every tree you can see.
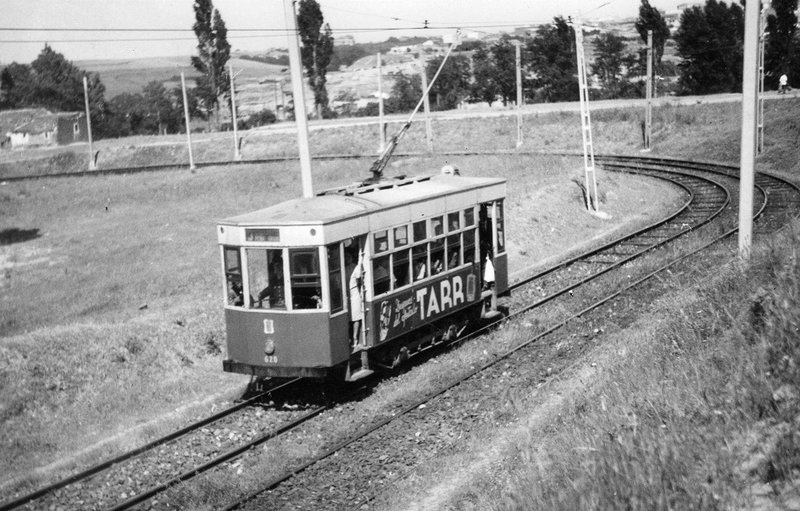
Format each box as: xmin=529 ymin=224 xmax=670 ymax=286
xmin=765 ymin=0 xmax=800 ymax=88
xmin=191 ymin=0 xmax=230 ymax=128
xmin=142 ymin=81 xmax=181 ymax=135
xmin=491 ymin=37 xmax=519 ymax=105
xmin=591 ymin=32 xmax=629 ymax=99
xmin=526 ymin=17 xmax=578 ymax=102
xmin=0 ymin=63 xmax=34 ymax=109
xmin=425 ymin=54 xmax=471 ymax=110
xmin=635 ymin=0 xmax=671 ymax=70
xmin=468 ymin=43 xmax=500 ymax=106
xmin=387 ymin=72 xmax=421 ymax=113
xmin=297 ymin=0 xmax=335 ymax=118
xmin=674 ymin=0 xmax=744 ymax=95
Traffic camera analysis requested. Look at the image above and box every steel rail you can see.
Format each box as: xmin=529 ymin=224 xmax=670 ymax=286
xmin=0 ymin=378 xmax=303 ymax=511
xmin=222 ymin=156 xmax=799 ymax=510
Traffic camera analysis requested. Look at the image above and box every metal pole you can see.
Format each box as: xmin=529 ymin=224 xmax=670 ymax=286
xmin=574 ymin=21 xmax=599 ymax=213
xmin=82 ymin=75 xmax=97 ymax=171
xmin=180 ymin=72 xmax=196 ymax=171
xmin=739 ymin=0 xmax=760 ymax=260
xmin=377 ymin=52 xmax=386 ymax=152
xmin=514 ymin=41 xmax=523 ymax=148
xmin=283 ymin=0 xmax=314 ymax=198
xmin=419 ymin=56 xmax=433 ymax=153
xmin=229 ymin=64 xmax=241 ymax=161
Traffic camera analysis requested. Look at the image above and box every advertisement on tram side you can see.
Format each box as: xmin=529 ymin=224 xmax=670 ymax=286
xmin=369 ymin=265 xmax=480 ymax=344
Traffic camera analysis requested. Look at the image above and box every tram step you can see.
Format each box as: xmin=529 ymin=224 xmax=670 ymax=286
xmin=348 ymin=368 xmax=374 ymax=381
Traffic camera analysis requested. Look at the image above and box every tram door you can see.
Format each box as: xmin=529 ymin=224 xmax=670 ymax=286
xmin=344 ymin=236 xmax=367 ymax=349
xmin=479 ymin=203 xmax=494 ymax=289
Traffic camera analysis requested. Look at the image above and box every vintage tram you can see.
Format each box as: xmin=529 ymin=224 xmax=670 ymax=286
xmin=217 ymin=168 xmax=508 ymax=381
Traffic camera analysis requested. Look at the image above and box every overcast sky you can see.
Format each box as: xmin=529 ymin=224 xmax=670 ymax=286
xmin=1 ymin=0 xmax=689 ymax=64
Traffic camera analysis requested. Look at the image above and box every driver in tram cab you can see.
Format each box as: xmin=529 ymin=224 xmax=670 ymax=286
xmin=228 ymin=278 xmax=244 ymax=306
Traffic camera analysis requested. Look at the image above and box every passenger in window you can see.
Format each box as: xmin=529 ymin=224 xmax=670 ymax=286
xmin=432 ymin=257 xmax=443 ymax=275
xmin=415 ymin=260 xmax=426 ymax=280
xmin=448 ymin=250 xmax=459 ymax=269
xmin=228 ymin=278 xmax=244 ymax=306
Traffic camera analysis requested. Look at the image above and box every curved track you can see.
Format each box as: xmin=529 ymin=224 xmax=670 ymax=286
xmin=3 ymin=155 xmax=799 ymax=511
xmin=216 ymin=157 xmax=800 ymax=510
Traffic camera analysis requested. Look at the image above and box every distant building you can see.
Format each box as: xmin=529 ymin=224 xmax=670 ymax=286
xmin=336 ymin=35 xmax=356 ymax=46
xmin=1 ymin=109 xmax=88 ymax=149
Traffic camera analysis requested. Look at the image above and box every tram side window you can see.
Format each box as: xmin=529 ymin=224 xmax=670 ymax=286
xmin=393 ymin=249 xmax=411 ymax=289
xmin=413 ymin=244 xmax=428 ymax=281
xmin=464 ymin=207 xmax=475 ymax=227
xmin=431 ymin=238 xmax=445 ymax=275
xmin=246 ymin=248 xmax=286 ymax=309
xmin=373 ymin=255 xmax=391 ymax=295
xmin=463 ymin=229 xmax=476 ymax=264
xmin=290 ymin=249 xmax=322 ymax=309
xmin=224 ymin=247 xmax=243 ymax=306
xmin=413 ymin=220 xmax=427 ymax=242
xmin=327 ymin=244 xmax=343 ymax=313
xmin=496 ymin=201 xmax=506 ymax=253
xmin=374 ymin=230 xmax=389 ymax=253
xmin=448 ymin=212 xmax=460 ymax=232
xmin=446 ymin=234 xmax=461 ymax=269
xmin=394 ymin=225 xmax=408 ymax=247
xmin=431 ymin=216 xmax=444 ymax=236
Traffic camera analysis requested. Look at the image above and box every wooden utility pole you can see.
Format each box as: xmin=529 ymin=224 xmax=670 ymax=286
xmin=377 ymin=52 xmax=386 ymax=152
xmin=739 ymin=0 xmax=760 ymax=260
xmin=645 ymin=30 xmax=653 ymax=150
xmin=82 ymin=76 xmax=97 ymax=171
xmin=180 ymin=72 xmax=196 ymax=171
xmin=513 ymin=40 xmax=523 ymax=148
xmin=229 ymin=64 xmax=241 ymax=161
xmin=419 ymin=56 xmax=433 ymax=152
xmin=283 ymin=0 xmax=314 ymax=198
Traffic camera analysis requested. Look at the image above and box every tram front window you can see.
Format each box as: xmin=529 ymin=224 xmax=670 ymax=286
xmin=290 ymin=249 xmax=322 ymax=309
xmin=224 ymin=247 xmax=244 ymax=306
xmin=246 ymin=248 xmax=285 ymax=309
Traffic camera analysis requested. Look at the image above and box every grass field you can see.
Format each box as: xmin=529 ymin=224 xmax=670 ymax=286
xmin=1 ymin=97 xmax=799 ymax=504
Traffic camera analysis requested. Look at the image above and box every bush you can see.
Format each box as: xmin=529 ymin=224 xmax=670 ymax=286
xmin=244 ymin=109 xmax=277 ymax=128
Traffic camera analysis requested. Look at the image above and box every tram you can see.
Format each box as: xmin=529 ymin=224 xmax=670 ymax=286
xmin=217 ymin=168 xmax=508 ymax=380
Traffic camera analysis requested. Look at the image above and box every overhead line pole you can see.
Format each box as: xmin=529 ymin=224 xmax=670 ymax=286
xmin=377 ymin=52 xmax=386 ymax=152
xmin=230 ymin=64 xmax=242 ymax=161
xmin=180 ymin=72 xmax=196 ymax=171
xmin=283 ymin=0 xmax=314 ymax=198
xmin=645 ymin=30 xmax=653 ymax=151
xmin=419 ymin=56 xmax=434 ymax=153
xmin=739 ymin=0 xmax=760 ymax=260
xmin=514 ymin=40 xmax=523 ymax=148
xmin=82 ymin=75 xmax=97 ymax=171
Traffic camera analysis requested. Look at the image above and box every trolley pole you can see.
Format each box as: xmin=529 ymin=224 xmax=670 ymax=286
xmin=514 ymin=40 xmax=523 ymax=148
xmin=645 ymin=30 xmax=653 ymax=150
xmin=283 ymin=0 xmax=314 ymax=198
xmin=739 ymin=0 xmax=760 ymax=260
xmin=180 ymin=72 xmax=196 ymax=171
xmin=229 ymin=64 xmax=241 ymax=161
xmin=419 ymin=56 xmax=434 ymax=153
xmin=377 ymin=52 xmax=386 ymax=152
xmin=82 ymin=75 xmax=97 ymax=171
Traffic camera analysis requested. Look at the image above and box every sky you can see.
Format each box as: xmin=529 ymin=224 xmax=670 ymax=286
xmin=0 ymin=0 xmax=689 ymax=64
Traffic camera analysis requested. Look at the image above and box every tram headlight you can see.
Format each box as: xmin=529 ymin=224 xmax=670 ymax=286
xmin=264 ymin=338 xmax=275 ymax=356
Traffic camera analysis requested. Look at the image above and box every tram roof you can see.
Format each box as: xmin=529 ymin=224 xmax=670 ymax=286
xmin=220 ymin=173 xmax=506 ymax=227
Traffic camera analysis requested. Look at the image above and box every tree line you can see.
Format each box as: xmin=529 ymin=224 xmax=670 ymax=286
xmin=1 ymin=0 xmax=799 ymax=139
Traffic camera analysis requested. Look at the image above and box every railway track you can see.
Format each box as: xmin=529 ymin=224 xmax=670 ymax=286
xmin=217 ymin=157 xmax=800 ymax=510
xmin=4 ymin=155 xmax=798 ymax=510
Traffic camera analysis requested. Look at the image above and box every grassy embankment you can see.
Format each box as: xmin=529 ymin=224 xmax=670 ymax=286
xmin=1 ymin=97 xmax=798 ymax=502
xmin=380 ymin=100 xmax=800 ymax=509
xmin=0 ymin=100 xmax=684 ymax=492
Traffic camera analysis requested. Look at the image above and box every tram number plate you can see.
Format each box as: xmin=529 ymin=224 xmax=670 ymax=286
xmin=264 ymin=355 xmax=278 ymax=364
